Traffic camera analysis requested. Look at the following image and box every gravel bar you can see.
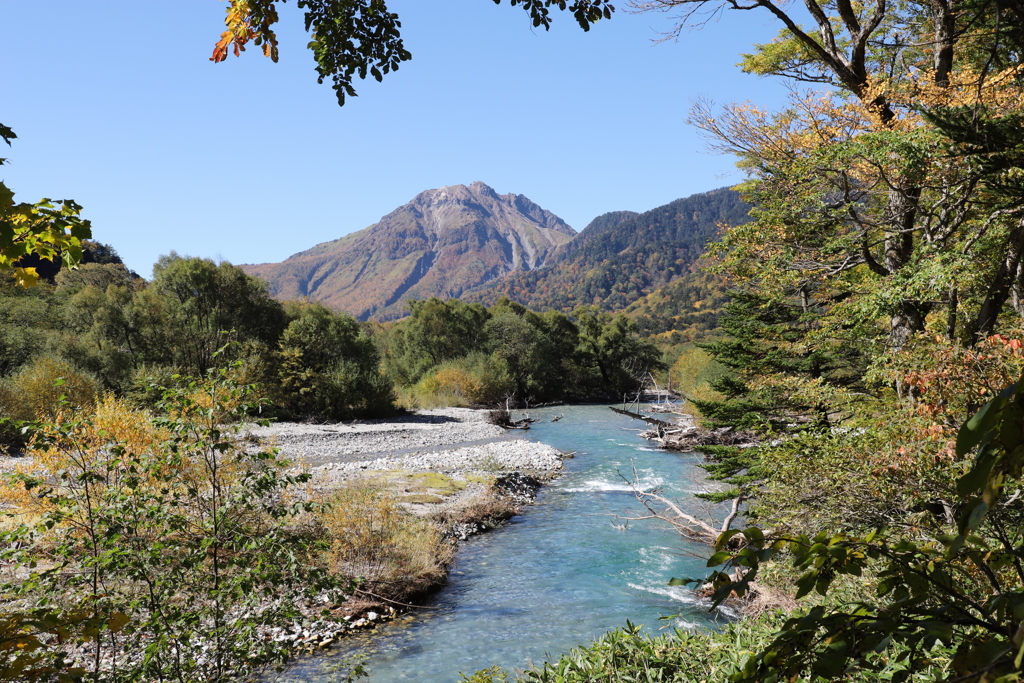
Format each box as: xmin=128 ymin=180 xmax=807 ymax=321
xmin=244 ymin=407 xmax=564 ymax=475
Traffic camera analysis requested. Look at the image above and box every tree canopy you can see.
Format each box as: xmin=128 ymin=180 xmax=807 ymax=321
xmin=212 ymin=0 xmax=616 ymax=104
xmin=630 ymin=0 xmax=1024 ymax=352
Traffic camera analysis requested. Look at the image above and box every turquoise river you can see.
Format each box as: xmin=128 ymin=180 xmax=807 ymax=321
xmin=283 ymin=404 xmax=729 ymax=682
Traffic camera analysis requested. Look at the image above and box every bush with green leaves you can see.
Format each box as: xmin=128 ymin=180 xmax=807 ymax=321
xmin=1 ymin=368 xmax=348 ymax=682
xmin=462 ymin=618 xmax=786 ymax=683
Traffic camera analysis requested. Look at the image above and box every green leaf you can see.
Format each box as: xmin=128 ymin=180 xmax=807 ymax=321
xmin=742 ymin=526 xmax=765 ymax=545
xmin=957 ymin=446 xmax=998 ymax=497
xmin=0 ymin=123 xmax=16 ymax=146
xmin=707 ymin=550 xmax=733 ymax=567
xmin=795 ymin=571 xmax=817 ymax=599
xmin=957 ymin=498 xmax=989 ymax=534
xmin=957 ymin=396 xmax=1005 ymax=457
xmin=1000 ymin=400 xmax=1023 ymax=451
xmin=716 ymin=528 xmax=742 ymax=551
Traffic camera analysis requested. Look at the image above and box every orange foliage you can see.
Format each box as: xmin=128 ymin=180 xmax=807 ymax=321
xmin=211 ymin=0 xmax=280 ymax=64
xmin=865 ymin=334 xmax=1024 ymax=477
xmin=2 ymin=397 xmax=166 ymax=521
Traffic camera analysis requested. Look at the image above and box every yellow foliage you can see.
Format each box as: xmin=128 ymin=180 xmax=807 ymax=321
xmin=211 ymin=0 xmax=280 ymax=63
xmin=0 ymin=356 xmax=98 ymax=424
xmin=420 ymin=366 xmax=486 ymax=405
xmin=669 ymin=345 xmax=726 ymax=415
xmin=1 ymin=397 xmax=167 ymax=523
xmin=2 ymin=381 xmax=262 ymax=540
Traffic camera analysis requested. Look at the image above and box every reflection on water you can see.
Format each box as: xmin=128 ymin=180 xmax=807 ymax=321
xmin=281 ymin=404 xmax=726 ymax=683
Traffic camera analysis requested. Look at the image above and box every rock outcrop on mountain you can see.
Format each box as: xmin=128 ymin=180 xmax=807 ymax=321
xmin=242 ymin=182 xmax=574 ymax=320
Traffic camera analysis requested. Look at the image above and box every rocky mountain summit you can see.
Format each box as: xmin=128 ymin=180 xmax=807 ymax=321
xmin=242 ymin=181 xmax=574 ymax=320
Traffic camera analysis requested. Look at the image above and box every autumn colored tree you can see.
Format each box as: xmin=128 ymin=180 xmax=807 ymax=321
xmin=637 ymin=0 xmax=1024 ymax=353
xmin=691 ymin=373 xmax=1024 ymax=683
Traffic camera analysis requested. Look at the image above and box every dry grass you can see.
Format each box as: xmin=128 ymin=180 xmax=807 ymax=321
xmin=429 ymin=486 xmax=521 ymax=530
xmin=739 ymin=581 xmax=801 ymax=618
xmin=400 ymin=471 xmax=468 ymax=496
xmin=402 ymin=493 xmax=446 ymax=504
xmin=319 ymin=481 xmax=454 ymax=602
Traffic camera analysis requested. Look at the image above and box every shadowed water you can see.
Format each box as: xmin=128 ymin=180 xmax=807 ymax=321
xmin=281 ymin=404 xmax=726 ymax=682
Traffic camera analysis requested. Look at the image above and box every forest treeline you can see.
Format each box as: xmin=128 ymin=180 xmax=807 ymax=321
xmin=0 ymin=248 xmax=664 ymax=444
xmin=376 ymin=296 xmax=664 ymax=407
xmin=0 ymin=250 xmax=391 ymax=439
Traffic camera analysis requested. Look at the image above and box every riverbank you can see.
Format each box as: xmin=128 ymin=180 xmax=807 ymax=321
xmin=242 ymin=407 xmax=571 ymax=653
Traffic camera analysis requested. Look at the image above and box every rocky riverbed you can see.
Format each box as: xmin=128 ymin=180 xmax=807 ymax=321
xmin=245 ymin=407 xmax=565 ymax=485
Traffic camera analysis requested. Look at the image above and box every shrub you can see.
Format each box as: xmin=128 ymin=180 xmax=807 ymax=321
xmin=513 ymin=618 xmax=785 ymax=683
xmin=321 ymin=481 xmax=453 ymax=601
xmin=1 ymin=395 xmax=166 ymax=523
xmin=0 ymin=355 xmax=98 ymax=449
xmin=412 ymin=353 xmax=514 ymax=408
xmin=0 ymin=355 xmax=98 ymax=424
xmin=421 ymin=365 xmax=485 ymax=405
xmin=125 ymin=363 xmax=182 ymax=409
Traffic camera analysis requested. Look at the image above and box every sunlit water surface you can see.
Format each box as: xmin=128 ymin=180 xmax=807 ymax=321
xmin=281 ymin=404 xmax=726 ymax=682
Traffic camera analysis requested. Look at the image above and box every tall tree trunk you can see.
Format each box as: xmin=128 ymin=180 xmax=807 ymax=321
xmin=930 ymin=0 xmax=956 ymax=86
xmin=974 ymin=216 xmax=1024 ymax=344
xmin=947 ymin=287 xmax=959 ymax=341
xmin=884 ymin=185 xmax=924 ymax=349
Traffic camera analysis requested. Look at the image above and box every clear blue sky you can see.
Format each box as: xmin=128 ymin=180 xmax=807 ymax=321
xmin=2 ymin=1 xmax=792 ymax=278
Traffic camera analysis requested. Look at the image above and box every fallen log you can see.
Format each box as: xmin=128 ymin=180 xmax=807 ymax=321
xmin=608 ymin=406 xmax=674 ymax=429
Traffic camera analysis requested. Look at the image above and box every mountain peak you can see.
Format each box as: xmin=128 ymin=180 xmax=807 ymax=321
xmin=469 ymin=179 xmax=496 ymax=194
xmin=242 ymin=183 xmax=574 ymax=320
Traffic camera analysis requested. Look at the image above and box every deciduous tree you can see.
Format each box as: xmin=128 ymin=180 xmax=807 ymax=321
xmin=212 ymin=0 xmax=615 ymax=104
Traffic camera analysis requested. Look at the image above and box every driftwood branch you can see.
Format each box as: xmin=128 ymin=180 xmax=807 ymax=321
xmin=617 ymin=464 xmax=743 ymax=545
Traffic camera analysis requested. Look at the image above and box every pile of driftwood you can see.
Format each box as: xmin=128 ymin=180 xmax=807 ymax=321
xmin=610 ymin=406 xmax=757 ymax=451
xmin=487 ymin=408 xmax=538 ymax=430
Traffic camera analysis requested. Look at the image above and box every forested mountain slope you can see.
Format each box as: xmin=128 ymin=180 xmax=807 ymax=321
xmin=547 ymin=209 xmax=639 ymax=263
xmin=462 ymin=187 xmax=750 ymax=312
xmin=626 ymin=270 xmax=731 ymax=343
xmin=242 ymin=182 xmax=574 ymax=320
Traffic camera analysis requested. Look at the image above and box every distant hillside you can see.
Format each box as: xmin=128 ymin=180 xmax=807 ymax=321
xmin=626 ymin=270 xmax=731 ymax=343
xmin=463 ymin=187 xmax=750 ymax=312
xmin=242 ymin=182 xmax=574 ymax=320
